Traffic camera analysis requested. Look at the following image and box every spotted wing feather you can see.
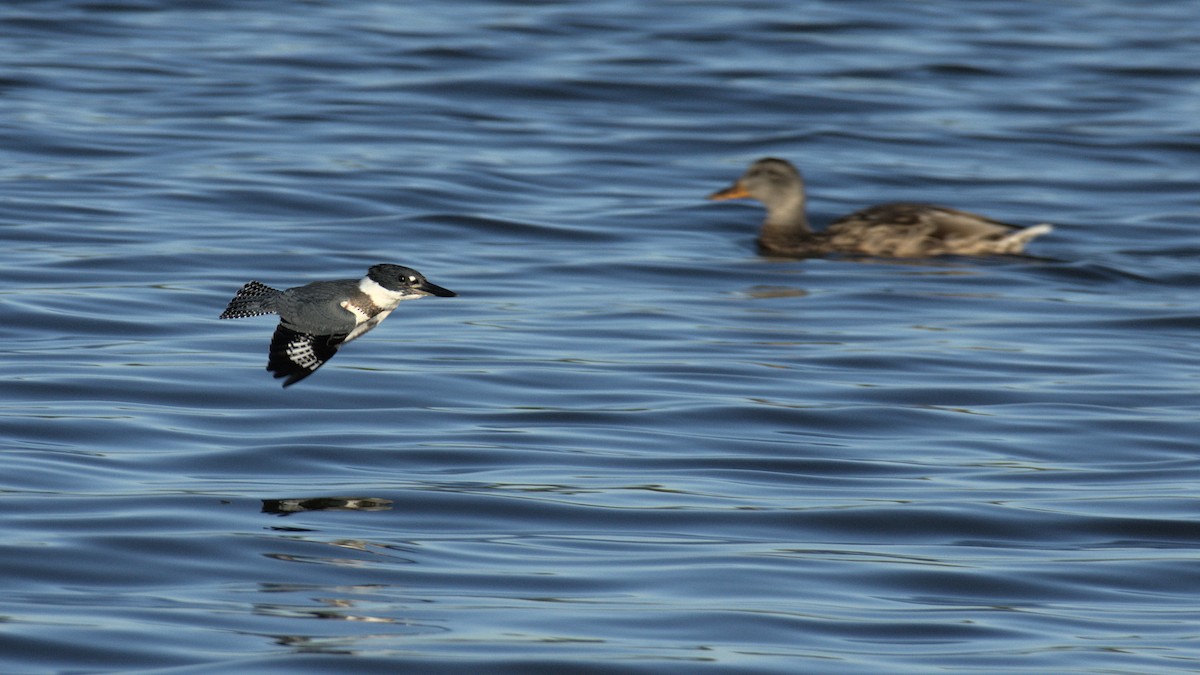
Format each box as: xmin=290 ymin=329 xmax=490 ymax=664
xmin=267 ymin=325 xmax=349 ymax=387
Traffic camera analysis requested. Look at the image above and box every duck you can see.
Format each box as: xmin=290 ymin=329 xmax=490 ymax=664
xmin=708 ymin=157 xmax=1052 ymax=258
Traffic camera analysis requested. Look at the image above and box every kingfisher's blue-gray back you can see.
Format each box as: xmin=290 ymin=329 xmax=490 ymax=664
xmin=219 ymin=264 xmax=455 ymax=387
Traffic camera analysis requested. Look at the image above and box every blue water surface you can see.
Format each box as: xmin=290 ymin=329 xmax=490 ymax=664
xmin=2 ymin=1 xmax=1200 ymax=672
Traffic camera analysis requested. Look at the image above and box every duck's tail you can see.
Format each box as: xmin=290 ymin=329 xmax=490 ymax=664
xmin=219 ymin=280 xmax=282 ymax=319
xmin=998 ymin=223 xmax=1053 ymax=253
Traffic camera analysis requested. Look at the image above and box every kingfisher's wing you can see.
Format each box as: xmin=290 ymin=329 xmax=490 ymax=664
xmin=266 ymin=325 xmax=350 ymax=387
xmin=263 ymin=284 xmax=362 ymax=387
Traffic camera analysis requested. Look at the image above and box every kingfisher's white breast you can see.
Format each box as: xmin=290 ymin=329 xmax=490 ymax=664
xmin=343 ymin=307 xmax=395 ymax=342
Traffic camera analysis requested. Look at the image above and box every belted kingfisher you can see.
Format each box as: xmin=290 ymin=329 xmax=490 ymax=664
xmin=220 ymin=263 xmax=455 ymax=387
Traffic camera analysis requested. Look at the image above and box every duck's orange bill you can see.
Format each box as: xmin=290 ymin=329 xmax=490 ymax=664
xmin=708 ymin=183 xmax=750 ymax=200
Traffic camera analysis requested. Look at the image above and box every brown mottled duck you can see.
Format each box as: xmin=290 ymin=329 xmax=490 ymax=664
xmin=708 ymin=157 xmax=1052 ymax=258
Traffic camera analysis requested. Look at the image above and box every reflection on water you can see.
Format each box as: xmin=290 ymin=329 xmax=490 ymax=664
xmin=740 ymin=285 xmax=810 ymax=300
xmin=262 ymin=497 xmax=395 ymax=515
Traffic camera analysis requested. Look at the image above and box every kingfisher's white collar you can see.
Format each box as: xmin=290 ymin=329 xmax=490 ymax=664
xmin=359 ymin=275 xmax=422 ymax=306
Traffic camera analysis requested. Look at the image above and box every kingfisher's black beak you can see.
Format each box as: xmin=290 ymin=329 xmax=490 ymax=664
xmin=418 ymin=280 xmax=456 ymax=297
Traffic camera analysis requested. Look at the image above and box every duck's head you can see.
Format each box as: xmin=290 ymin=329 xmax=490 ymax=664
xmin=709 ymin=157 xmax=805 ymax=203
xmin=708 ymin=157 xmax=808 ymax=229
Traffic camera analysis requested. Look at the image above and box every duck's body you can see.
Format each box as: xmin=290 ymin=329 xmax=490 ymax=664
xmin=709 ymin=158 xmax=1051 ymax=258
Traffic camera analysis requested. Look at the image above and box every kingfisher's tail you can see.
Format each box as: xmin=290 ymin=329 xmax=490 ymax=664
xmin=219 ymin=280 xmax=282 ymax=319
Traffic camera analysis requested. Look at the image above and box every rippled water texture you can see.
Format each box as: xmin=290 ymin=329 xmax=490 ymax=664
xmin=3 ymin=1 xmax=1200 ymax=672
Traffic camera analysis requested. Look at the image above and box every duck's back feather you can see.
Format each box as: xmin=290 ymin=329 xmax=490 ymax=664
xmin=822 ymin=204 xmax=1049 ymax=257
